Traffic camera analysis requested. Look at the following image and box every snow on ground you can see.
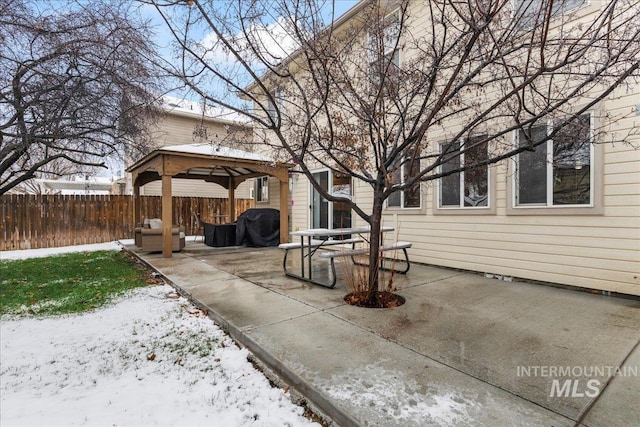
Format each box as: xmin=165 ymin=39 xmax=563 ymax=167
xmin=0 ymin=241 xmax=125 ymax=260
xmin=322 ymin=362 xmax=475 ymax=427
xmin=1 ymin=243 xmax=319 ymax=427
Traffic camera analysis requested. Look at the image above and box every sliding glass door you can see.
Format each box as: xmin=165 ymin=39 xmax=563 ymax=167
xmin=310 ymin=170 xmax=352 ymax=239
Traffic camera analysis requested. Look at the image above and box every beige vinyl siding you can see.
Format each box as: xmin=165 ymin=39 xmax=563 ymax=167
xmin=289 ymin=175 xmax=308 ymax=232
xmin=391 ymin=215 xmax=639 ymax=295
xmin=150 ymin=114 xmax=252 ymax=149
xmin=351 ymin=178 xmax=373 ymax=224
xmin=253 ymin=177 xmax=282 ymax=210
xmin=378 ymin=84 xmax=640 ymax=295
xmin=141 ymin=179 xmax=252 ymax=199
xmin=150 ymin=114 xmax=197 ymax=146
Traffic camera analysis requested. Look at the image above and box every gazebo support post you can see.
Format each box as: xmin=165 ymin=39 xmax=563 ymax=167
xmin=133 ymin=180 xmax=141 ymax=227
xmin=161 ymin=174 xmax=173 ymax=258
xmin=228 ymin=176 xmax=236 ymax=223
xmin=279 ymin=179 xmax=289 ymax=243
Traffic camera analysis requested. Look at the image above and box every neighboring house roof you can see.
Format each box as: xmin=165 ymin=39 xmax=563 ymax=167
xmin=39 ymin=178 xmax=114 ymax=195
xmin=163 ymin=95 xmax=250 ymax=126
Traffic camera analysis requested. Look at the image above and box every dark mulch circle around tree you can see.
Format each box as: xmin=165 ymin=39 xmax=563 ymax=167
xmin=344 ymin=291 xmax=405 ymax=308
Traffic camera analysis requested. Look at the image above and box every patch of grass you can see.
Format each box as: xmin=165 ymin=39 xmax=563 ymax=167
xmin=0 ymin=250 xmax=151 ymax=317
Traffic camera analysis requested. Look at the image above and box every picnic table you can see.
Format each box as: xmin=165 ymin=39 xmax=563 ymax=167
xmin=279 ymin=226 xmax=412 ymax=288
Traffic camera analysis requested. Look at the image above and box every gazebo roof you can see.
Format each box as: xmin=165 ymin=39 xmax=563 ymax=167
xmin=127 ymin=143 xmax=294 ymax=188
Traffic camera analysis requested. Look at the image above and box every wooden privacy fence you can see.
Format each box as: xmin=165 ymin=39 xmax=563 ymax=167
xmin=0 ymin=194 xmax=254 ymax=251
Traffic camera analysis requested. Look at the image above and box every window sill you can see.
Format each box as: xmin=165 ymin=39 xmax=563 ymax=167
xmin=506 ymin=205 xmax=604 ymax=216
xmin=433 ymin=205 xmax=496 ymax=215
xmin=384 ymin=206 xmax=425 ymax=215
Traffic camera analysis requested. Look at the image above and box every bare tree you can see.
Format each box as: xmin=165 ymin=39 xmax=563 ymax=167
xmin=0 ymin=0 xmax=163 ymax=195
xmin=8 ymin=158 xmax=87 ymax=194
xmin=151 ymin=0 xmax=639 ymax=300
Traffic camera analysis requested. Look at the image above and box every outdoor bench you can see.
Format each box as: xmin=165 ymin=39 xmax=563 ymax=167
xmin=317 ymin=241 xmax=413 ymax=276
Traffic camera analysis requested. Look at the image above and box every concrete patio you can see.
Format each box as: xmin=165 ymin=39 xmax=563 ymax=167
xmin=126 ymin=242 xmax=640 ymax=427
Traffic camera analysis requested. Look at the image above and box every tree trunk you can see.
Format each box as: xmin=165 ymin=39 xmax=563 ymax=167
xmin=367 ymin=191 xmax=384 ymax=297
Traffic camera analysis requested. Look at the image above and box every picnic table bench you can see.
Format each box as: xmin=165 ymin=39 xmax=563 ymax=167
xmin=317 ymin=240 xmax=412 ymax=273
xmin=278 ymin=226 xmax=412 ymax=288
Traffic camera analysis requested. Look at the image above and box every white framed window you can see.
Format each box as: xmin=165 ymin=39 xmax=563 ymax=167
xmin=267 ymin=87 xmax=284 ymax=124
xmin=515 ymin=113 xmax=593 ymax=207
xmin=368 ymin=9 xmax=400 ymax=95
xmin=438 ymin=135 xmax=490 ymax=209
xmin=256 ymin=176 xmax=269 ymax=202
xmin=513 ymin=0 xmax=585 ymax=28
xmin=387 ymin=152 xmax=421 ymax=209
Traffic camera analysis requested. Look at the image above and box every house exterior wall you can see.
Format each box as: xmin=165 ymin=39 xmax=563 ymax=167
xmin=251 ymin=176 xmax=280 ymax=209
xmin=289 ymin=174 xmax=309 ymax=232
xmin=377 ymin=1 xmax=640 ymax=295
xmin=140 ymin=179 xmax=252 ymax=199
xmin=288 ymin=124 xmax=639 ymax=296
xmin=254 ymin=175 xmax=295 ymax=232
xmin=393 ymin=136 xmax=639 ymax=296
xmin=150 ymin=113 xmax=252 ymax=148
xmin=255 ymin=0 xmax=640 ymax=295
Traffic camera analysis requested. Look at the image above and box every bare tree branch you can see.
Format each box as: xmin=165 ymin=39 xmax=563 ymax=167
xmin=0 ymin=0 xmax=163 ymax=194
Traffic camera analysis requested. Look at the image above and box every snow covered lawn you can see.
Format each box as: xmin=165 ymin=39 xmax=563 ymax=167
xmin=0 ymin=243 xmax=319 ymax=427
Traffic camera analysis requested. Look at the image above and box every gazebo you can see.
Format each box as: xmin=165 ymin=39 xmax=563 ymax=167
xmin=127 ymin=143 xmax=294 ymax=257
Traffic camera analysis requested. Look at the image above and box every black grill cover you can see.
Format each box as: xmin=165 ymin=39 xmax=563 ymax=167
xmin=235 ymin=208 xmax=280 ymax=247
